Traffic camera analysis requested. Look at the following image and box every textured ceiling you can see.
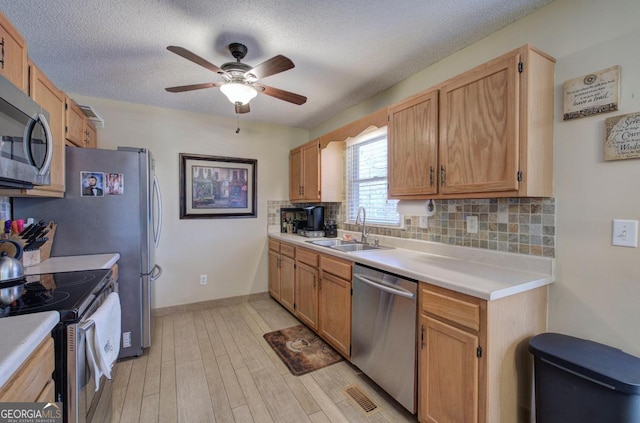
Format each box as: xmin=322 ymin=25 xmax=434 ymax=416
xmin=0 ymin=0 xmax=552 ymax=129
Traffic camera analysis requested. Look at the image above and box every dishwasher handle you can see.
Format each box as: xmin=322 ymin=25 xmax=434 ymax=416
xmin=354 ymin=273 xmax=416 ymax=299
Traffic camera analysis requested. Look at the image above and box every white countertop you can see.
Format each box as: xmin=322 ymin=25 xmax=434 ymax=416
xmin=24 ymin=253 xmax=120 ymax=275
xmin=269 ymin=228 xmax=554 ymax=300
xmin=0 ymin=311 xmax=59 ymax=386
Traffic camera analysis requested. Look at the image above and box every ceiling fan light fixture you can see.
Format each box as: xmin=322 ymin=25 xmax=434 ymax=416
xmin=220 ymin=82 xmax=258 ymax=105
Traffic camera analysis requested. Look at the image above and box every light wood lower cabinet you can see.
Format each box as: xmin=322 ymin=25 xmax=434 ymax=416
xmin=267 ymin=238 xmax=352 ymax=358
xmin=0 ymin=336 xmax=55 ymax=402
xmin=418 ymin=282 xmax=547 ymax=423
xmin=318 ymin=271 xmax=351 ymax=357
xmin=295 ymin=261 xmax=318 ymax=329
xmin=268 ymin=240 xmax=295 ymax=313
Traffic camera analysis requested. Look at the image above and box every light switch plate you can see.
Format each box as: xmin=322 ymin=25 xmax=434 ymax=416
xmin=612 ymin=219 xmax=638 ymax=248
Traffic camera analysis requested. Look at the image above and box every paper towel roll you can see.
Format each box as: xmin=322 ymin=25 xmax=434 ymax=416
xmin=396 ymin=200 xmax=436 ymax=216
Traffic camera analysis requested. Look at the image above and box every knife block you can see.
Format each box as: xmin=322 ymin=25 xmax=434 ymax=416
xmin=21 ymin=222 xmax=57 ymax=268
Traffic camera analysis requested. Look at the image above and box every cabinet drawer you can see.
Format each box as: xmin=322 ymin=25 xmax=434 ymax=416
xmin=280 ymin=242 xmax=295 ymax=258
xmin=268 ymin=239 xmax=280 ymax=252
xmin=421 ymin=286 xmax=480 ymax=332
xmin=296 ymin=248 xmax=318 ymax=267
xmin=0 ymin=336 xmax=54 ymax=402
xmin=320 ymin=254 xmax=352 ymax=281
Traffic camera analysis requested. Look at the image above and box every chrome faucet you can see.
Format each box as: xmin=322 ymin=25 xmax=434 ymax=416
xmin=356 ymin=206 xmax=368 ymax=244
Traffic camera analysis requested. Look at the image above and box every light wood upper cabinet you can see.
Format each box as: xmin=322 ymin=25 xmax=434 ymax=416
xmin=85 ymin=120 xmax=97 ymax=148
xmin=0 ymin=10 xmax=28 ymax=92
xmin=65 ymin=96 xmax=85 ymax=147
xmin=439 ymin=53 xmax=519 ymax=195
xmin=28 ymin=62 xmax=65 ymax=196
xmin=289 ymin=139 xmax=342 ymax=203
xmin=388 ymin=45 xmax=554 ymax=200
xmin=388 ymin=89 xmax=439 ymax=197
xmin=290 ymin=140 xmax=320 ymax=202
xmin=438 ymin=45 xmax=555 ymax=197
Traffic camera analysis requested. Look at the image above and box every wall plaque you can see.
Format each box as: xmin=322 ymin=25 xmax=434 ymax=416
xmin=605 ymin=112 xmax=640 ymax=161
xmin=563 ymin=65 xmax=620 ymax=120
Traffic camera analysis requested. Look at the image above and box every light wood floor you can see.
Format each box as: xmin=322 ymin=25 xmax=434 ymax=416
xmin=109 ymin=297 xmax=418 ymax=423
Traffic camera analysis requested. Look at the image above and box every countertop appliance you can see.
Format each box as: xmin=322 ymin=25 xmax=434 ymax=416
xmin=304 ymin=205 xmax=324 ymax=231
xmin=324 ymin=220 xmax=337 ymax=238
xmin=0 ymin=73 xmax=53 ymax=188
xmin=0 ymin=268 xmax=117 ymax=423
xmin=13 ymin=146 xmax=163 ymax=358
xmin=351 ymin=263 xmax=417 ymax=413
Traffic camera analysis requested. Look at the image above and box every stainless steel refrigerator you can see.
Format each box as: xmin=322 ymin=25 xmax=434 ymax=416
xmin=14 ymin=146 xmax=163 ymax=358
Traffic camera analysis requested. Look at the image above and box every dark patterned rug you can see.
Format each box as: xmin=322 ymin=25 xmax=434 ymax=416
xmin=263 ymin=325 xmax=343 ymax=376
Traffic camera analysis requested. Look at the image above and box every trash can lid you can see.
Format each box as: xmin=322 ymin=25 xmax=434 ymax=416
xmin=529 ymin=333 xmax=640 ymax=395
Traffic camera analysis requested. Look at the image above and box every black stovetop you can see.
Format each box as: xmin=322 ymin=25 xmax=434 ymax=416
xmin=0 ymin=268 xmax=112 ymax=321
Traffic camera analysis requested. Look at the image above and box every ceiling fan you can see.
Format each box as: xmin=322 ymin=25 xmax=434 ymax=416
xmin=165 ymin=43 xmax=307 ymax=114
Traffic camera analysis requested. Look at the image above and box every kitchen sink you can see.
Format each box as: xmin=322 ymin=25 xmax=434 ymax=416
xmin=306 ymin=239 xmax=356 ymax=247
xmin=306 ymin=239 xmax=393 ymax=252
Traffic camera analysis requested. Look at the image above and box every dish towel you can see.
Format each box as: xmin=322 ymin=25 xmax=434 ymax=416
xmin=85 ymin=292 xmax=121 ymax=391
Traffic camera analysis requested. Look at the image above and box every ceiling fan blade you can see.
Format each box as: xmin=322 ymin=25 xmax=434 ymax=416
xmin=235 ymin=103 xmax=250 ymax=114
xmin=255 ymin=84 xmax=307 ymax=105
xmin=167 ymin=46 xmax=229 ymax=77
xmin=165 ymin=82 xmax=222 ymax=93
xmin=245 ymin=55 xmax=294 ymax=80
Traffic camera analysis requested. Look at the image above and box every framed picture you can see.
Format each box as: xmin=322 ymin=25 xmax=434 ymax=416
xmin=80 ymin=171 xmax=105 ymax=197
xmin=179 ymin=153 xmax=257 ymax=219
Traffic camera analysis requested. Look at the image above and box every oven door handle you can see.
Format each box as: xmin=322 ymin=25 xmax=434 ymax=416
xmin=354 ymin=274 xmax=415 ymax=299
xmin=80 ymin=319 xmax=95 ymax=333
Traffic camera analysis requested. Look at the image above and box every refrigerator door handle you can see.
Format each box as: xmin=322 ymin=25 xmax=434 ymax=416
xmin=152 ymin=175 xmax=163 ymax=248
xmin=150 ymin=264 xmax=163 ymax=281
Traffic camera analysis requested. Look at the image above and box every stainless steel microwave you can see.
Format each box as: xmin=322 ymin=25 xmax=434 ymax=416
xmin=0 ymin=73 xmax=53 ymax=188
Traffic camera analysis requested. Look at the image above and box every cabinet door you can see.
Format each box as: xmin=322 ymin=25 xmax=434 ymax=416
xmin=419 ymin=315 xmax=478 ymax=423
xmin=268 ymin=250 xmax=281 ymax=300
xmin=0 ymin=12 xmax=27 ymax=92
xmin=279 ymin=255 xmax=295 ymax=312
xmin=301 ymin=141 xmax=320 ymax=201
xmin=439 ymin=52 xmax=520 ymax=194
xmin=318 ymin=272 xmax=351 ymax=357
xmin=295 ymin=262 xmax=318 ymax=330
xmin=65 ymin=97 xmax=85 ymax=147
xmin=388 ymin=89 xmax=439 ymax=197
xmin=289 ymin=147 xmax=302 ymax=201
xmin=29 ymin=63 xmax=65 ymax=196
xmin=85 ymin=121 xmax=98 ymax=148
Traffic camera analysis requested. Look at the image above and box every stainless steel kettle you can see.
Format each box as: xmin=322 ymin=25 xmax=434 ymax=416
xmin=0 ymin=239 xmax=24 ymax=283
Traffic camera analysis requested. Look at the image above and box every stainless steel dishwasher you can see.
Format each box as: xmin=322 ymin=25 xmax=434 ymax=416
xmin=351 ymin=263 xmax=417 ymax=413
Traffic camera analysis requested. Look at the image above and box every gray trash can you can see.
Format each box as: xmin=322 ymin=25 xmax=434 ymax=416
xmin=529 ymin=333 xmax=640 ymax=423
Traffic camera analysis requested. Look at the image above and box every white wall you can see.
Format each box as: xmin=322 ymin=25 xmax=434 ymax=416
xmin=311 ymin=0 xmax=640 ymax=355
xmin=72 ymin=95 xmax=307 ymax=309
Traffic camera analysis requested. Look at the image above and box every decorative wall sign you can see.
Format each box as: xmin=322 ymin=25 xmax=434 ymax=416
xmin=605 ymin=112 xmax=640 ymax=161
xmin=179 ymin=153 xmax=257 ymax=219
xmin=563 ymin=65 xmax=620 ymax=120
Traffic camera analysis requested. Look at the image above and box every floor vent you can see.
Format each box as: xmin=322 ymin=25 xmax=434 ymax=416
xmin=342 ymin=384 xmax=381 ymax=416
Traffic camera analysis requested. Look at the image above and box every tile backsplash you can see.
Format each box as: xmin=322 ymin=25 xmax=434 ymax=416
xmin=268 ymin=197 xmax=556 ymax=257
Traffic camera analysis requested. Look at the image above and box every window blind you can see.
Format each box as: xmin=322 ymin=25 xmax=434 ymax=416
xmin=346 ymin=129 xmax=400 ymax=226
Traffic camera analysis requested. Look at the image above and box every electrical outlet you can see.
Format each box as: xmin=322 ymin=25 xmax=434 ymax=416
xmin=199 ymin=274 xmax=208 ymax=285
xmin=419 ymin=216 xmax=429 ymax=229
xmin=612 ymin=220 xmax=638 ymax=248
xmin=466 ymin=215 xmax=478 ymax=234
